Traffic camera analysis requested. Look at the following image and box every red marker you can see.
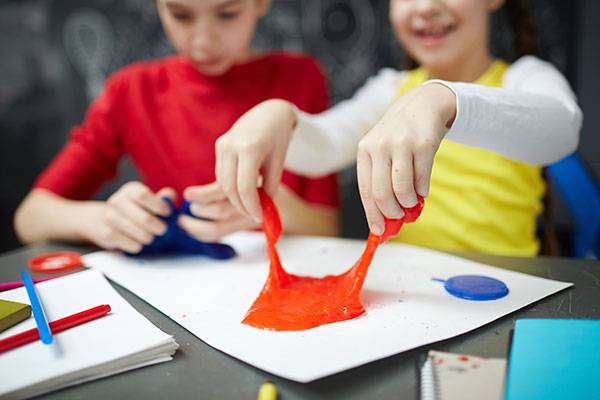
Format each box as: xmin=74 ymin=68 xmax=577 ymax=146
xmin=0 ymin=304 xmax=111 ymax=354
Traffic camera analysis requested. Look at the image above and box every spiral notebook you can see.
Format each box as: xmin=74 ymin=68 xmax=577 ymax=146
xmin=420 ymin=350 xmax=507 ymax=400
xmin=0 ymin=269 xmax=178 ymax=399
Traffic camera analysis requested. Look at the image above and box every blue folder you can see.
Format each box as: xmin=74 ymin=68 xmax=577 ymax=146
xmin=506 ymin=319 xmax=600 ymax=400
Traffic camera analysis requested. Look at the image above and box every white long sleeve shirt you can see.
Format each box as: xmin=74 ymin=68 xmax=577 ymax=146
xmin=285 ymin=56 xmax=582 ymax=177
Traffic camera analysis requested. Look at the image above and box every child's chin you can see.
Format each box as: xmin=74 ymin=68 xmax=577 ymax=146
xmin=412 ymin=50 xmax=456 ymax=70
xmin=194 ymin=62 xmax=231 ymax=77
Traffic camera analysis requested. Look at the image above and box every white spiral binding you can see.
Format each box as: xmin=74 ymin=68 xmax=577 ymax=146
xmin=420 ymin=354 xmax=440 ymax=400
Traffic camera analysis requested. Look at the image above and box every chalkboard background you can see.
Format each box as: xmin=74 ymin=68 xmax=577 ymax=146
xmin=0 ymin=0 xmax=592 ymax=254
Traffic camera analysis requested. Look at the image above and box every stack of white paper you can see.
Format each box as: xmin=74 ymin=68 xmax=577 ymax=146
xmin=0 ymin=269 xmax=178 ymax=399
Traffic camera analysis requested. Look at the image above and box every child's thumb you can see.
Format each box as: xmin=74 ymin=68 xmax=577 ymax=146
xmin=157 ymin=187 xmax=177 ymax=201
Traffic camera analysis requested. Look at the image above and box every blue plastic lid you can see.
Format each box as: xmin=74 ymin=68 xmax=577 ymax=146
xmin=443 ymin=275 xmax=509 ymax=301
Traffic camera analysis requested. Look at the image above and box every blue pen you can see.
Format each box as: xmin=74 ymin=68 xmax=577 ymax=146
xmin=21 ymin=271 xmax=53 ymax=345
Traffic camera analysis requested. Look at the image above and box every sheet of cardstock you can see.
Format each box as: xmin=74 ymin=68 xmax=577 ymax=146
xmin=84 ymin=232 xmax=572 ymax=382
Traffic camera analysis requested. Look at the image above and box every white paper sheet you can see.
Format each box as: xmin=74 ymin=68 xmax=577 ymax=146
xmin=0 ymin=270 xmax=178 ymax=399
xmin=84 ymin=232 xmax=572 ymax=382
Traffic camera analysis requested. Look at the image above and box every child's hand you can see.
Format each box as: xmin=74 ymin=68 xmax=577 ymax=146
xmin=179 ymin=182 xmax=260 ymax=242
xmin=357 ymin=83 xmax=456 ymax=235
xmin=214 ymin=99 xmax=296 ymax=222
xmin=83 ymin=182 xmax=174 ymax=253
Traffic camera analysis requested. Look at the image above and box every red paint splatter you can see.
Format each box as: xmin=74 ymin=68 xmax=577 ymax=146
xmin=472 ymin=364 xmax=479 ymax=369
xmin=435 ymin=358 xmax=444 ymax=365
xmin=242 ymin=190 xmax=423 ymax=331
xmin=458 ymin=356 xmax=469 ymax=362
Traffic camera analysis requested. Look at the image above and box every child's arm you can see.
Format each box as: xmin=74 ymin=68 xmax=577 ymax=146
xmin=274 ymin=185 xmax=339 ymax=237
xmin=356 ymin=57 xmax=582 ymax=234
xmin=214 ymin=69 xmax=399 ymax=221
xmin=178 ymin=183 xmax=338 ymax=241
xmin=215 ymin=57 xmax=581 ymax=234
xmin=15 ymin=183 xmax=174 ymax=253
xmin=286 ymin=57 xmax=581 ymax=175
xmin=426 ymin=56 xmax=582 ymax=165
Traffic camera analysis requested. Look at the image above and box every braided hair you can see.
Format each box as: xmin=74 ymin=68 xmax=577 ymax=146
xmin=505 ymin=1 xmax=560 ymax=255
xmin=505 ymin=0 xmax=538 ymax=57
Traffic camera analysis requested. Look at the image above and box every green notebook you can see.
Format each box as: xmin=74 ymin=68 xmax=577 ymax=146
xmin=0 ymin=299 xmax=32 ymax=332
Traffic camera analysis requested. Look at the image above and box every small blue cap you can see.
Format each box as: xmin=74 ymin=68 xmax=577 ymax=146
xmin=444 ymin=275 xmax=509 ymax=301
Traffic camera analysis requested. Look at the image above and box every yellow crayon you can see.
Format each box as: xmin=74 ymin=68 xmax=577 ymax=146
xmin=257 ymin=382 xmax=277 ymax=400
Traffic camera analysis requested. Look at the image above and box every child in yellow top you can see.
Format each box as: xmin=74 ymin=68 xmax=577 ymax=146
xmin=209 ymin=0 xmax=582 ymax=256
xmin=392 ymin=60 xmax=544 ymax=255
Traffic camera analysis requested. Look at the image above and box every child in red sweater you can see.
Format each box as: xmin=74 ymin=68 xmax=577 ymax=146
xmin=14 ymin=0 xmax=339 ymax=254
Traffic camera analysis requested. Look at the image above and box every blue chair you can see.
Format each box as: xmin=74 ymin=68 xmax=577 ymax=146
xmin=547 ymin=154 xmax=600 ymax=259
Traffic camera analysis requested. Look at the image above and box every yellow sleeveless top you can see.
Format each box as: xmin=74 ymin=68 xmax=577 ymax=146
xmin=391 ymin=61 xmax=545 ymax=256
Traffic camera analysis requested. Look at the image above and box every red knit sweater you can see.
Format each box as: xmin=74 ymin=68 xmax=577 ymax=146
xmin=34 ymin=53 xmax=338 ymax=207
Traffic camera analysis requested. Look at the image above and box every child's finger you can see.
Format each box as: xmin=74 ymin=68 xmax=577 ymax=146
xmin=127 ymin=184 xmax=170 ymax=217
xmin=413 ymin=145 xmax=437 ymax=197
xmin=106 ymin=210 xmax=154 ymax=245
xmin=157 ymin=187 xmax=177 ymax=202
xmin=371 ymin=156 xmax=405 ymax=219
xmin=189 ymin=200 xmax=238 ymax=220
xmin=104 ymin=227 xmax=143 ymax=254
xmin=391 ymin=152 xmax=418 ymax=208
xmin=113 ymin=233 xmax=144 ymax=254
xmin=178 ymin=214 xmax=257 ymax=243
xmin=237 ymin=155 xmax=262 ymax=222
xmin=216 ymin=152 xmax=246 ymax=216
xmin=262 ymin=149 xmax=285 ymax=197
xmin=357 ymin=150 xmax=385 ymax=236
xmin=184 ymin=182 xmax=226 ymax=205
xmin=112 ymin=199 xmax=167 ymax=236
xmin=120 ymin=218 xmax=154 ymax=245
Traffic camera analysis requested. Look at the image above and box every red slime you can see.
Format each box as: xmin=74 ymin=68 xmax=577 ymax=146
xmin=242 ymin=189 xmax=424 ymax=331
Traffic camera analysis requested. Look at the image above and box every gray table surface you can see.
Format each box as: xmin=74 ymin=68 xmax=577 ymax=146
xmin=1 ymin=243 xmax=599 ymax=400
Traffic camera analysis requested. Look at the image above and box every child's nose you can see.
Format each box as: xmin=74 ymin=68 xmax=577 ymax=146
xmin=190 ymin=20 xmax=218 ymax=49
xmin=414 ymin=0 xmax=443 ymax=17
